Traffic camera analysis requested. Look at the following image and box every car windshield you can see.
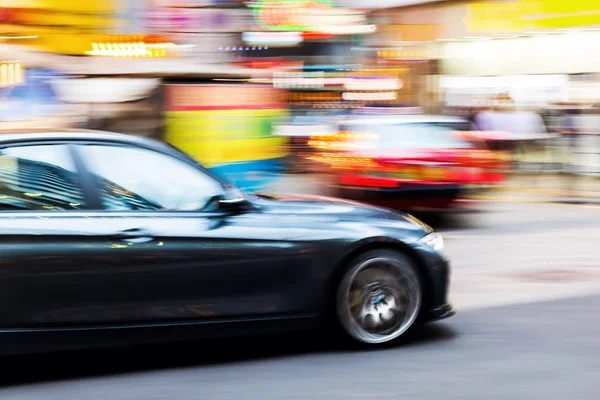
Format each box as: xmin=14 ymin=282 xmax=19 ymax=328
xmin=342 ymin=123 xmax=473 ymax=155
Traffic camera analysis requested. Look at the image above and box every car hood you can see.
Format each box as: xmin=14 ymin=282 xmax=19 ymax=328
xmin=247 ymin=192 xmax=433 ymax=234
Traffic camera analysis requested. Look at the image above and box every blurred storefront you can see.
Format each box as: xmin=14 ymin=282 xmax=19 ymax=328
xmin=0 ymin=64 xmax=86 ymax=129
xmin=369 ymin=23 xmax=440 ymax=110
xmin=364 ymin=0 xmax=600 ymax=107
xmin=142 ymin=0 xmax=250 ymax=63
xmin=358 ymin=0 xmax=600 ymax=174
xmin=279 ymin=66 xmax=410 ymax=109
xmin=436 ymin=0 xmax=600 ymax=174
xmin=365 ymin=1 xmax=468 ymax=111
xmin=428 ymin=0 xmax=600 ymax=104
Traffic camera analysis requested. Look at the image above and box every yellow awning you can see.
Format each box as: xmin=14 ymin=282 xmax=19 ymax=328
xmin=2 ymin=0 xmax=115 ymax=13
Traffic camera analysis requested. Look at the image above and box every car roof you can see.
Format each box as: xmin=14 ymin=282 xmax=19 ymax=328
xmin=0 ymin=128 xmax=156 ymax=146
xmin=337 ymin=114 xmax=469 ymax=126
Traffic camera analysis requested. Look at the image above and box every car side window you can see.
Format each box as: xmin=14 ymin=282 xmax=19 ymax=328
xmin=77 ymin=144 xmax=225 ymax=212
xmin=0 ymin=145 xmax=85 ymax=211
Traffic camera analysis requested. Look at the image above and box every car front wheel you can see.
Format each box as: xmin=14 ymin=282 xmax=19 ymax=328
xmin=336 ymin=249 xmax=423 ymax=346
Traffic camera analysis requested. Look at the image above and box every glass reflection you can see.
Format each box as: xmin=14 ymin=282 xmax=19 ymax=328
xmin=0 ymin=145 xmax=85 ymax=211
xmin=78 ymin=145 xmax=225 ymax=211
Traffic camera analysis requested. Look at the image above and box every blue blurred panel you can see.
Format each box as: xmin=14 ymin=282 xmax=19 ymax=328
xmin=0 ymin=69 xmax=67 ymax=121
xmin=209 ymin=158 xmax=284 ymax=192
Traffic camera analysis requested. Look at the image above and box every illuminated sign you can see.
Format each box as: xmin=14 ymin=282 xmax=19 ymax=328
xmin=286 ymin=90 xmax=400 ymax=103
xmin=344 ymin=77 xmax=403 ymax=91
xmin=251 ymin=0 xmax=368 ymax=32
xmin=282 ymin=68 xmax=406 ymax=103
xmin=253 ymin=0 xmax=333 ymax=31
xmin=273 ymin=72 xmax=346 ymax=88
xmin=286 ymin=91 xmax=342 ymax=102
xmin=0 ymin=61 xmax=23 ymax=87
xmin=85 ymin=42 xmax=171 ymax=58
xmin=275 ymin=74 xmax=402 ymax=90
xmin=342 ymin=92 xmax=398 ymax=101
xmin=242 ymin=31 xmax=304 ymax=46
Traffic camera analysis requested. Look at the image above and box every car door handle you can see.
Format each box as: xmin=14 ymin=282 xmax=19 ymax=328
xmin=111 ymin=228 xmax=154 ymax=243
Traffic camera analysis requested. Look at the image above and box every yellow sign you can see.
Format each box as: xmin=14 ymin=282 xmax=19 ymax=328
xmin=465 ymin=0 xmax=600 ymax=33
xmin=1 ymin=1 xmax=116 ymax=28
xmin=164 ymin=109 xmax=288 ymax=166
xmin=3 ymin=0 xmax=115 ymax=13
xmin=0 ymin=1 xmax=125 ymax=54
xmin=85 ymin=41 xmax=169 ymax=58
xmin=464 ymin=3 xmax=526 ymax=32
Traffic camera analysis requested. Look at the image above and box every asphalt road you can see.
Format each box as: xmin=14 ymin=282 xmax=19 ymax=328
xmin=2 ymin=200 xmax=600 ymax=399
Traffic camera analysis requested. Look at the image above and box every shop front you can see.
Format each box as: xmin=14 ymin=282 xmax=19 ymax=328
xmin=0 ymin=63 xmax=86 ymax=130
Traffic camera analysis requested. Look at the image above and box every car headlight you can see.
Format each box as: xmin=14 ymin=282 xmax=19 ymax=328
xmin=418 ymin=232 xmax=444 ymax=254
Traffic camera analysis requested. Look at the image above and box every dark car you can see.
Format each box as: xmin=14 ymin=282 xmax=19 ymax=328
xmin=0 ymin=129 xmax=453 ymax=354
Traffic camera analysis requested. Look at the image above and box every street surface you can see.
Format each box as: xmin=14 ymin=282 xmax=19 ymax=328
xmin=2 ymin=199 xmax=600 ymax=399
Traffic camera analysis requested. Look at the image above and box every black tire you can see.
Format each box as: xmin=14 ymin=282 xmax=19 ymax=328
xmin=335 ymin=249 xmax=424 ymax=348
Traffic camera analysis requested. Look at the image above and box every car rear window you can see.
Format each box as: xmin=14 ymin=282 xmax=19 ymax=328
xmin=342 ymin=123 xmax=473 ymax=154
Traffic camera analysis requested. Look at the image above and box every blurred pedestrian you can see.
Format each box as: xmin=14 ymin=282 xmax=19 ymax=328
xmin=560 ymin=108 xmax=581 ymax=175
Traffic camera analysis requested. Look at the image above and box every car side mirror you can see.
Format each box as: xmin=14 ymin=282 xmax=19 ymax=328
xmin=218 ymin=187 xmax=251 ymax=213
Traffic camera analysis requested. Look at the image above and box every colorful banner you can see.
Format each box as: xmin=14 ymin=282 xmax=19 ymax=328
xmin=164 ymin=84 xmax=286 ymax=111
xmin=164 ymin=84 xmax=289 ymax=191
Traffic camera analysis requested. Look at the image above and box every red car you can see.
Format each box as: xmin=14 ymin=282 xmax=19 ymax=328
xmin=307 ymin=115 xmax=505 ymax=212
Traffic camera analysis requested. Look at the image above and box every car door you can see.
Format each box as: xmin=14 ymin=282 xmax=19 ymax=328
xmin=72 ymin=142 xmax=311 ymax=325
xmin=0 ymin=142 xmax=141 ymax=329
